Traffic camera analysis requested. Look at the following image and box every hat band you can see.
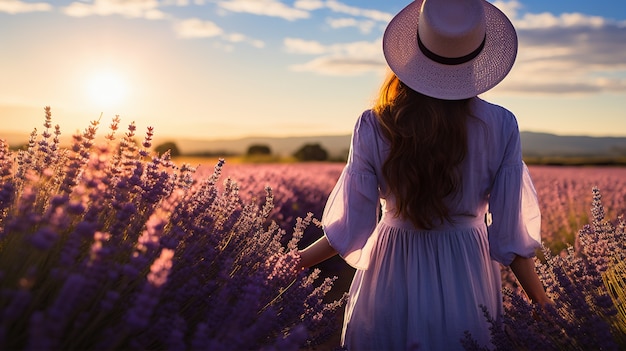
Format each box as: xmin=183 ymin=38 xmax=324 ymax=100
xmin=417 ymin=34 xmax=486 ymax=65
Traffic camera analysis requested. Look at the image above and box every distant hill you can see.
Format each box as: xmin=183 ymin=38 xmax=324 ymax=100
xmin=520 ymin=132 xmax=626 ymax=157
xmin=2 ymin=130 xmax=626 ymax=160
xmin=0 ymin=132 xmax=30 ymax=148
xmin=170 ymin=135 xmax=352 ymax=158
xmin=171 ymin=131 xmax=626 ymax=159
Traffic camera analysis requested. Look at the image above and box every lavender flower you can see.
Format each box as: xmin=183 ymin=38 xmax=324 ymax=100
xmin=465 ymin=187 xmax=625 ymax=350
xmin=0 ymin=110 xmax=344 ymax=350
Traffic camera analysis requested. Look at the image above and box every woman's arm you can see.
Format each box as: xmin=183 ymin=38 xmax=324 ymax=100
xmin=298 ymin=236 xmax=338 ymax=269
xmin=510 ymin=255 xmax=550 ymax=305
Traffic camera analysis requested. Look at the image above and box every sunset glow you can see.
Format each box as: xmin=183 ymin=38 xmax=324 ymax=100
xmin=86 ymin=70 xmax=129 ymax=108
xmin=0 ymin=0 xmax=625 ymax=140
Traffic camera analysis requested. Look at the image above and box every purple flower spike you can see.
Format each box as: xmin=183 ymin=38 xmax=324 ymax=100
xmin=0 ymin=113 xmax=346 ymax=350
xmin=29 ymin=226 xmax=58 ymax=250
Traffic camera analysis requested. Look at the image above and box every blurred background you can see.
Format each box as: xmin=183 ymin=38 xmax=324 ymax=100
xmin=1 ymin=0 xmax=625 ymax=148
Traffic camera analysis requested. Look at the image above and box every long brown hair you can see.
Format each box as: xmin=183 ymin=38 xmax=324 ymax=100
xmin=373 ymin=73 xmax=472 ymax=229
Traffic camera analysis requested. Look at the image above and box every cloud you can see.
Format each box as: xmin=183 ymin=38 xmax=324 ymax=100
xmin=0 ymin=0 xmax=51 ymax=14
xmin=284 ymin=38 xmax=328 ymax=55
xmin=293 ymin=0 xmax=324 ymax=11
xmin=290 ymin=56 xmax=383 ymax=76
xmin=515 ymin=12 xmax=625 ymax=30
xmin=174 ymin=18 xmax=265 ymax=48
xmin=520 ymin=27 xmax=626 ymax=66
xmin=279 ymin=2 xmax=393 ymax=76
xmin=216 ymin=0 xmax=393 ymax=24
xmin=492 ymin=0 xmax=626 ymax=29
xmin=175 ymin=18 xmax=223 ymax=38
xmin=285 ymin=38 xmax=384 ymax=75
xmin=323 ymin=0 xmax=392 ymax=23
xmin=491 ymin=0 xmax=523 ymax=21
xmin=284 ymin=38 xmax=380 ymax=56
xmin=499 ymin=79 xmax=626 ymax=94
xmin=294 ymin=0 xmax=392 ymax=23
xmin=326 ymin=17 xmax=376 ymax=34
xmin=216 ymin=0 xmax=309 ymax=21
xmin=162 ymin=0 xmax=189 ymax=6
xmin=283 ymin=0 xmax=626 ymax=96
xmin=224 ymin=32 xmax=265 ymax=48
xmin=486 ymin=1 xmax=626 ymax=95
xmin=63 ymin=0 xmax=166 ymax=19
xmin=502 ymin=28 xmax=626 ymax=94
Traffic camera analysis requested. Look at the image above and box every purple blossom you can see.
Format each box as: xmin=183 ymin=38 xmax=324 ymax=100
xmin=26 ymin=312 xmax=52 ymax=350
xmin=45 ymin=273 xmax=86 ymax=336
xmin=7 ymin=110 xmax=302 ymax=350
xmin=29 ymin=226 xmax=58 ymax=250
xmin=24 ymin=110 xmax=626 ymax=350
xmin=465 ymin=187 xmax=625 ymax=350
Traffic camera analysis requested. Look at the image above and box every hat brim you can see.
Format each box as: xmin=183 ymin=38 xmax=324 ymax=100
xmin=383 ymin=0 xmax=518 ymax=100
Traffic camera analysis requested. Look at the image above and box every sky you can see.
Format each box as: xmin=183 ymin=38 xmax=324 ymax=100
xmin=1 ymin=0 xmax=625 ymax=143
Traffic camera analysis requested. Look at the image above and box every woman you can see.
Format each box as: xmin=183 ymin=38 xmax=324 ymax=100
xmin=298 ymin=0 xmax=550 ymax=350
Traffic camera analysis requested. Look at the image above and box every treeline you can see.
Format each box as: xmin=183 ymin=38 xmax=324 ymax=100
xmin=8 ymin=139 xmax=348 ymax=162
xmin=524 ymin=156 xmax=626 ymax=166
xmin=13 ymin=138 xmax=624 ymax=165
xmin=154 ymin=141 xmax=349 ymax=162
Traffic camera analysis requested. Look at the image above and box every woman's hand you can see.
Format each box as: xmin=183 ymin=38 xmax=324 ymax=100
xmin=297 ymin=236 xmax=338 ymax=269
xmin=510 ymin=255 xmax=550 ymax=305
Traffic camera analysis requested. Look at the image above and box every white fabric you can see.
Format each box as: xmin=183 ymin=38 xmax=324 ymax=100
xmin=322 ymin=97 xmax=541 ymax=350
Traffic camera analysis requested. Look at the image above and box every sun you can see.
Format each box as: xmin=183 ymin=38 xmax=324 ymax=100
xmin=86 ymin=69 xmax=130 ymax=108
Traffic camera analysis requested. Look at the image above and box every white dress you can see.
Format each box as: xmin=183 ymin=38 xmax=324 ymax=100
xmin=322 ymin=98 xmax=541 ymax=351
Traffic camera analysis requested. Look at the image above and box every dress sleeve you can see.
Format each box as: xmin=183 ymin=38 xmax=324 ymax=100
xmin=488 ymin=118 xmax=542 ymax=266
xmin=322 ymin=112 xmax=381 ymax=270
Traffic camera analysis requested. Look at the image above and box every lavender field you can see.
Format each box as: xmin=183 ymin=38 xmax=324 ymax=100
xmin=211 ymin=162 xmax=626 ymax=349
xmin=210 ymin=162 xmax=626 ymax=254
xmin=2 ymin=113 xmax=626 ymax=350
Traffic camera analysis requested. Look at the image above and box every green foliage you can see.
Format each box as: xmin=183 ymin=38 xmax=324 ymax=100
xmin=154 ymin=141 xmax=181 ymax=157
xmin=246 ymin=144 xmax=272 ymax=156
xmin=293 ymin=143 xmax=328 ymax=162
xmin=524 ymin=156 xmax=626 ymax=166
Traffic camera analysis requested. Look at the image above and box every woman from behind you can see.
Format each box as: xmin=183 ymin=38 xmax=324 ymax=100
xmin=298 ymin=0 xmax=550 ymax=349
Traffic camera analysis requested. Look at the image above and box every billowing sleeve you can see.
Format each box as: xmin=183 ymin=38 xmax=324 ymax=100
xmin=488 ymin=117 xmax=542 ymax=266
xmin=322 ymin=112 xmax=381 ymax=270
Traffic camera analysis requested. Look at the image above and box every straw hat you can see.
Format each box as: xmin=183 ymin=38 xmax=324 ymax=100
xmin=383 ymin=0 xmax=517 ymax=100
